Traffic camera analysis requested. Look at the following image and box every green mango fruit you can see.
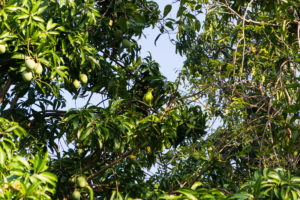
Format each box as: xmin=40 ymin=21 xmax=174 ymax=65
xmin=122 ymin=39 xmax=131 ymax=48
xmin=25 ymin=57 xmax=36 ymax=70
xmin=114 ymin=30 xmax=122 ymax=38
xmin=34 ymin=63 xmax=43 ymax=75
xmin=79 ymin=73 xmax=88 ymax=84
xmin=72 ymin=191 xmax=81 ymax=200
xmin=78 ymin=148 xmax=84 ymax=155
xmin=22 ymin=71 xmax=33 ymax=81
xmin=77 ymin=176 xmax=88 ymax=188
xmin=73 ymin=79 xmax=80 ymax=89
xmin=0 ymin=44 xmax=6 ymax=54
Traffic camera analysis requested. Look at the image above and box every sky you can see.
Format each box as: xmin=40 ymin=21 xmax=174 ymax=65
xmin=139 ymin=1 xmax=184 ymax=82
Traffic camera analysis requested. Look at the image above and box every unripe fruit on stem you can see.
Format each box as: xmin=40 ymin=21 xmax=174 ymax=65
xmin=78 ymin=148 xmax=84 ymax=155
xmin=0 ymin=44 xmax=6 ymax=54
xmin=77 ymin=176 xmax=88 ymax=188
xmin=114 ymin=30 xmax=122 ymax=38
xmin=34 ymin=63 xmax=43 ymax=75
xmin=73 ymin=79 xmax=80 ymax=89
xmin=79 ymin=73 xmax=88 ymax=84
xmin=72 ymin=191 xmax=81 ymax=200
xmin=22 ymin=71 xmax=33 ymax=81
xmin=122 ymin=39 xmax=131 ymax=48
xmin=25 ymin=57 xmax=36 ymax=70
xmin=70 ymin=176 xmax=76 ymax=183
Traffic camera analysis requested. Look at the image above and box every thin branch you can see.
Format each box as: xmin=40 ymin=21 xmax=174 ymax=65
xmin=131 ymin=99 xmax=155 ymax=112
xmin=98 ymin=49 xmax=135 ymax=77
xmin=39 ymin=110 xmax=67 ymax=117
xmin=297 ymin=21 xmax=300 ymax=49
xmin=96 ymin=97 xmax=109 ymax=107
xmin=111 ymin=167 xmax=119 ymax=197
xmin=87 ymin=149 xmax=133 ymax=181
xmin=84 ymin=92 xmax=94 ymax=108
xmin=159 ymin=87 xmax=206 ymax=120
xmin=219 ymin=1 xmax=279 ymax=27
xmin=240 ymin=0 xmax=254 ymax=80
xmin=10 ymin=93 xmax=19 ymax=110
xmin=82 ymin=149 xmax=108 ymax=172
xmin=0 ymin=76 xmax=12 ymax=105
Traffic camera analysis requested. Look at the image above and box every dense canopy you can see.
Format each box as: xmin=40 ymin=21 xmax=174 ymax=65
xmin=0 ymin=0 xmax=299 ymax=199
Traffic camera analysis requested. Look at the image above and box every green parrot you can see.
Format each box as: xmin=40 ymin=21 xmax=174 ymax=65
xmin=143 ymin=88 xmax=154 ymax=107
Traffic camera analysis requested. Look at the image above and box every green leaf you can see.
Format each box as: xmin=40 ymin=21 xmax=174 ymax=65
xmin=291 ymin=177 xmax=300 ymax=183
xmin=0 ymin=31 xmax=10 ymax=39
xmin=37 ymin=5 xmax=48 ymax=15
xmin=111 ymin=99 xmax=125 ymax=112
xmin=195 ymin=20 xmax=200 ymax=31
xmin=227 ymin=192 xmax=253 ymax=199
xmin=79 ymin=126 xmax=93 ymax=141
xmin=268 ymin=171 xmax=281 ymax=181
xmin=36 ymin=172 xmax=58 ymax=186
xmin=15 ymin=156 xmax=31 ymax=170
xmin=177 ymin=6 xmax=186 ymax=18
xmin=253 ymin=175 xmax=262 ymax=197
xmin=35 ymin=152 xmax=49 ymax=173
xmin=31 ymin=1 xmax=40 ymax=14
xmin=5 ymin=6 xmax=20 ymax=12
xmin=11 ymin=53 xmax=26 ymax=59
xmin=177 ymin=188 xmax=198 ymax=200
xmin=0 ymin=147 xmax=7 ymax=164
xmin=27 ymin=180 xmax=42 ymax=195
xmin=16 ymin=14 xmax=29 ymax=19
xmin=2 ymin=141 xmax=12 ymax=161
xmin=163 ymin=5 xmax=172 ymax=18
xmin=159 ymin=194 xmax=181 ymax=199
xmin=191 ymin=181 xmax=202 ymax=190
xmin=285 ymin=83 xmax=300 ymax=88
xmin=154 ymin=33 xmax=162 ymax=46
xmin=5 ymin=124 xmax=19 ymax=132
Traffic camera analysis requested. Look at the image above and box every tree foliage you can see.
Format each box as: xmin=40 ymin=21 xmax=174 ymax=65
xmin=0 ymin=0 xmax=299 ymax=199
xmin=0 ymin=117 xmax=57 ymax=199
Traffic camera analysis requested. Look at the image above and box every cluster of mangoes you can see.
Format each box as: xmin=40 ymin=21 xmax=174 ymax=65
xmin=72 ymin=176 xmax=92 ymax=200
xmin=73 ymin=73 xmax=88 ymax=89
xmin=21 ymin=57 xmax=43 ymax=81
xmin=0 ymin=43 xmax=43 ymax=82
